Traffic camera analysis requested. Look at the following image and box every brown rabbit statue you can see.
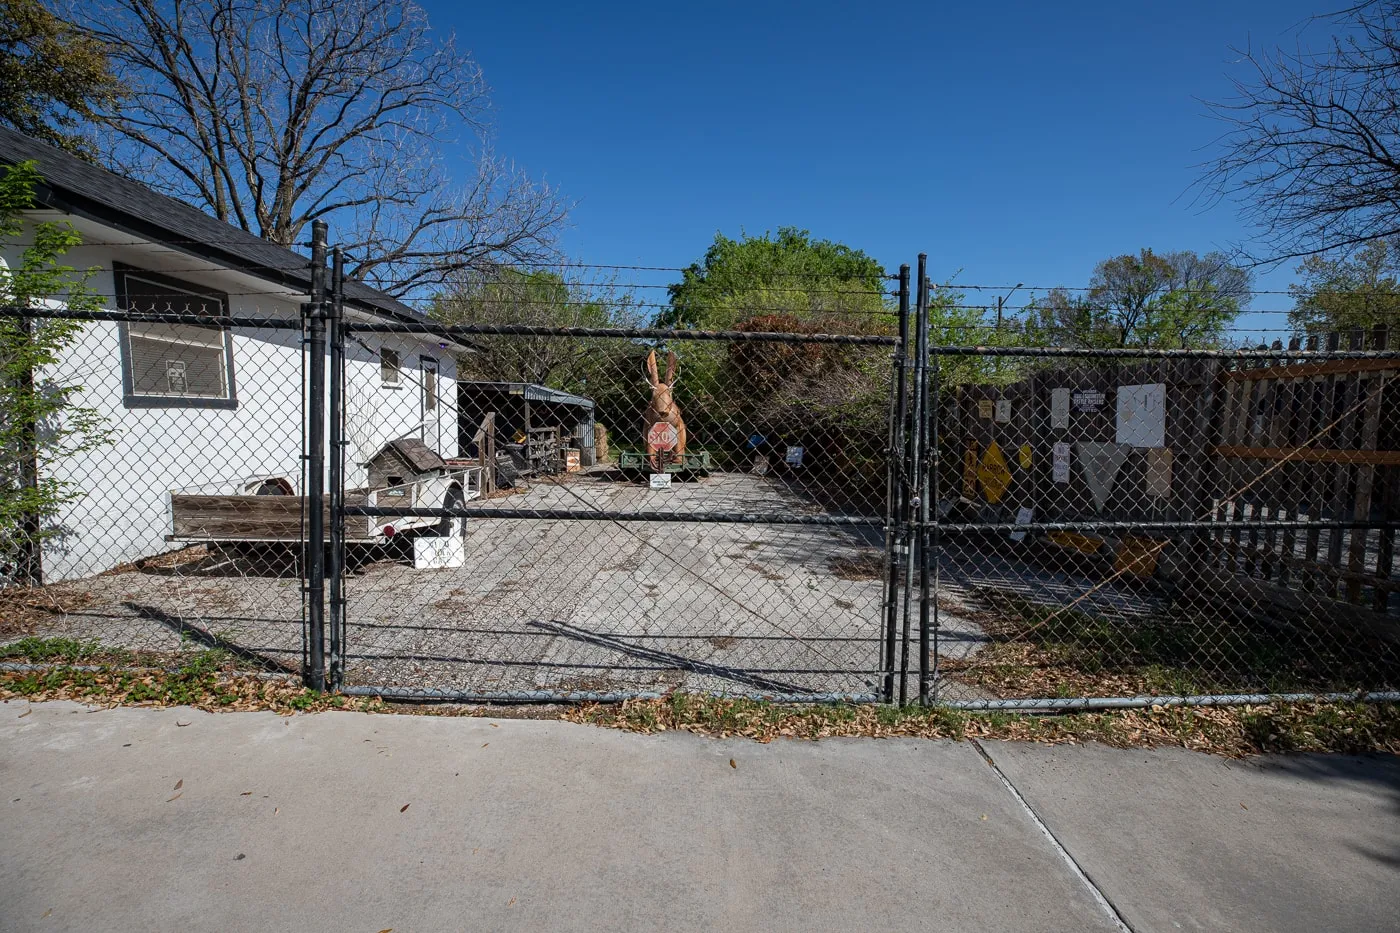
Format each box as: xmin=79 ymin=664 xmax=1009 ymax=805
xmin=643 ymin=349 xmax=687 ymax=471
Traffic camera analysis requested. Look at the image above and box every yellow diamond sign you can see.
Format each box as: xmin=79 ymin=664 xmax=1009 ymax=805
xmin=978 ymin=441 xmax=1013 ymax=503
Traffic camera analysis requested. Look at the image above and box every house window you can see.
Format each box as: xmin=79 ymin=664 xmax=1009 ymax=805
xmin=423 ymin=363 xmax=437 ymax=411
xmin=115 ymin=267 xmax=235 ymax=410
xmin=381 ymin=347 xmax=401 ymax=386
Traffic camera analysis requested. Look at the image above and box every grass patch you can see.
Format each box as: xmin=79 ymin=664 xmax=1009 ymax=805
xmin=0 ymin=636 xmax=112 ymax=663
xmin=0 ymin=647 xmax=379 ymax=715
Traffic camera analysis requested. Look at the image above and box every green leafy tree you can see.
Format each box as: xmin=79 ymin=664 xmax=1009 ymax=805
xmin=663 ymin=227 xmax=890 ymax=330
xmin=1288 ymin=239 xmax=1400 ymax=335
xmin=657 ymin=228 xmax=903 ymax=499
xmin=432 ymin=266 xmax=642 ymax=389
xmin=0 ymin=0 xmax=120 ymax=158
xmin=1021 ymin=249 xmax=1250 ymax=350
xmin=1 ymin=160 xmax=111 ymax=585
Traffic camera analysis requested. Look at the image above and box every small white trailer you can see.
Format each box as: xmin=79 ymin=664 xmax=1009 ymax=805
xmin=166 ymin=438 xmax=480 ymax=546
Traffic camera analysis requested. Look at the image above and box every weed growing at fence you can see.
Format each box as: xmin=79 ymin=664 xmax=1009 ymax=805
xmin=0 ymin=639 xmax=380 ymax=713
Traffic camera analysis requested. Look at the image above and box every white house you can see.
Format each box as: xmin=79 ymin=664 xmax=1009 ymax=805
xmin=0 ymin=127 xmax=470 ymax=582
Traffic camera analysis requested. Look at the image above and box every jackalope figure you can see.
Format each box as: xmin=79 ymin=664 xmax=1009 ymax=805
xmin=643 ymin=349 xmax=687 ymax=471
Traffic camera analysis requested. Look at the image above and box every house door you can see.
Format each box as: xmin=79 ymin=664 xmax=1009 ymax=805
xmin=420 ymin=357 xmax=440 ymax=451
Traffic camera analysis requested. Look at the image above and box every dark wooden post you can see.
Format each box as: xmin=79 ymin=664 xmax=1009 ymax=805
xmin=14 ymin=314 xmax=42 ymax=586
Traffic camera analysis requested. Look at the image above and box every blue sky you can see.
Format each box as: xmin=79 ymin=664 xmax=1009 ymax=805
xmin=426 ymin=0 xmax=1331 ymax=335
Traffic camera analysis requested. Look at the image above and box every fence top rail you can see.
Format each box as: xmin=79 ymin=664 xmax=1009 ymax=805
xmin=926 ymin=344 xmax=1400 ymax=360
xmin=0 ymin=306 xmax=306 ymax=329
xmin=346 ymin=320 xmax=901 ymax=346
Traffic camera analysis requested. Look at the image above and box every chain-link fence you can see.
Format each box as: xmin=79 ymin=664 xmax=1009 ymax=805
xmin=5 ymin=255 xmax=1400 ymax=711
xmin=1 ymin=304 xmax=312 ymax=674
xmin=913 ymin=324 xmax=1400 ymax=709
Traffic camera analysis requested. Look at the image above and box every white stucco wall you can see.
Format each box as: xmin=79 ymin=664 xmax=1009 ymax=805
xmin=5 ymin=230 xmax=458 ymax=582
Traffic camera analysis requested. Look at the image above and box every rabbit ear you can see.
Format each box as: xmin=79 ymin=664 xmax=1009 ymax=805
xmin=644 ymin=350 xmax=660 ymax=387
xmin=664 ymin=351 xmax=678 ymax=386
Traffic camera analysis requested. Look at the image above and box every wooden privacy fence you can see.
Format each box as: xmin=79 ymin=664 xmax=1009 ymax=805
xmin=942 ymin=325 xmax=1399 ymax=631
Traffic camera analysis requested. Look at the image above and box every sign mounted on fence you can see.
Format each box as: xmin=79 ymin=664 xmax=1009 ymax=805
xmin=1073 ymin=389 xmax=1105 ymax=412
xmin=1051 ymin=388 xmax=1071 ymax=428
xmin=785 ymin=446 xmax=805 ymax=467
xmin=1009 ymin=506 xmax=1034 ymax=542
xmin=995 ymin=399 xmax=1012 ymax=423
xmin=978 ymin=399 xmax=994 ymax=419
xmin=1116 ymin=383 xmax=1166 ymax=448
xmin=649 ymin=473 xmax=672 ymax=490
xmin=648 ymin=422 xmax=678 ymax=451
xmin=1018 ymin=443 xmax=1033 ymax=469
xmin=1077 ymin=441 xmax=1129 ymax=511
xmin=1052 ymin=441 xmax=1071 ymax=484
xmin=979 ymin=441 xmax=1013 ymax=503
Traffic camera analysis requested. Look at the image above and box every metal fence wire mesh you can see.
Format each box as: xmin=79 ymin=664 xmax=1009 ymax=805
xmin=1 ymin=307 xmax=311 ymax=673
xmin=920 ymin=331 xmax=1400 ymax=708
xmin=3 ymin=261 xmax=1400 ymax=710
xmin=334 ymin=324 xmax=900 ymax=701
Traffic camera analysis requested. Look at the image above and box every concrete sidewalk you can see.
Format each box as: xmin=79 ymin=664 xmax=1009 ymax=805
xmin=1 ymin=702 xmax=1396 ymax=933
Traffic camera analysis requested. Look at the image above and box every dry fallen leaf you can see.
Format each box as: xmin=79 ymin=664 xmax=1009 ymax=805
xmin=274 ymin=807 xmax=279 ymax=815
xmin=41 ymin=909 xmax=51 ymax=918
xmin=507 ymin=897 xmax=516 ymax=907
xmin=176 ymin=721 xmax=190 ymax=727
xmin=490 ymin=723 xmax=498 ymax=728
xmin=1240 ymin=803 xmax=1248 ymax=810
xmin=167 ymin=792 xmax=182 ymax=802
xmin=400 ymin=803 xmax=410 ymax=813
xmin=378 ymin=928 xmax=393 ymax=933
xmin=481 ymin=743 xmax=489 ymax=748
xmin=173 ymin=779 xmax=183 ymax=791
xmin=729 ymin=758 xmax=737 ymax=769
xmin=17 ymin=709 xmax=31 ymax=718
xmin=240 ymin=791 xmax=252 ymax=796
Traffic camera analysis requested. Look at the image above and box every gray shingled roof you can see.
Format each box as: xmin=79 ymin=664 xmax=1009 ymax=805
xmin=0 ymin=125 xmax=422 ymax=322
xmin=384 ymin=437 xmax=447 ymax=474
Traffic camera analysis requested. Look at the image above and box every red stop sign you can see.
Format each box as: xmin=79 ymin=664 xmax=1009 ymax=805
xmin=647 ymin=422 xmax=678 ymax=450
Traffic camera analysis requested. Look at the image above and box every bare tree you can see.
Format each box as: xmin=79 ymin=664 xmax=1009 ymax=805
xmin=1202 ymin=2 xmax=1400 ymax=263
xmin=73 ymin=0 xmax=567 ymax=296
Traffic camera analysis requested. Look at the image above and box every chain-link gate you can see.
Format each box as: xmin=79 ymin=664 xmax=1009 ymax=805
xmin=327 ymin=307 xmax=908 ymax=702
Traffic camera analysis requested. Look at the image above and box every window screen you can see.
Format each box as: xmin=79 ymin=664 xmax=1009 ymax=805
xmin=381 ymin=347 xmax=401 ymax=385
xmin=117 ymin=269 xmax=234 ymax=407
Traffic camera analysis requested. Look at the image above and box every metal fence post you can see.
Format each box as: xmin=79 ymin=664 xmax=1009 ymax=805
xmin=916 ymin=263 xmax=933 ymax=706
xmin=900 ymin=254 xmax=929 ymax=706
xmin=13 ymin=314 xmax=42 ymax=586
xmin=303 ymin=220 xmax=329 ymax=691
xmin=882 ymin=264 xmax=911 ymax=703
xmin=327 ymin=246 xmax=346 ymax=690
xmin=928 ymin=335 xmax=943 ymax=703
